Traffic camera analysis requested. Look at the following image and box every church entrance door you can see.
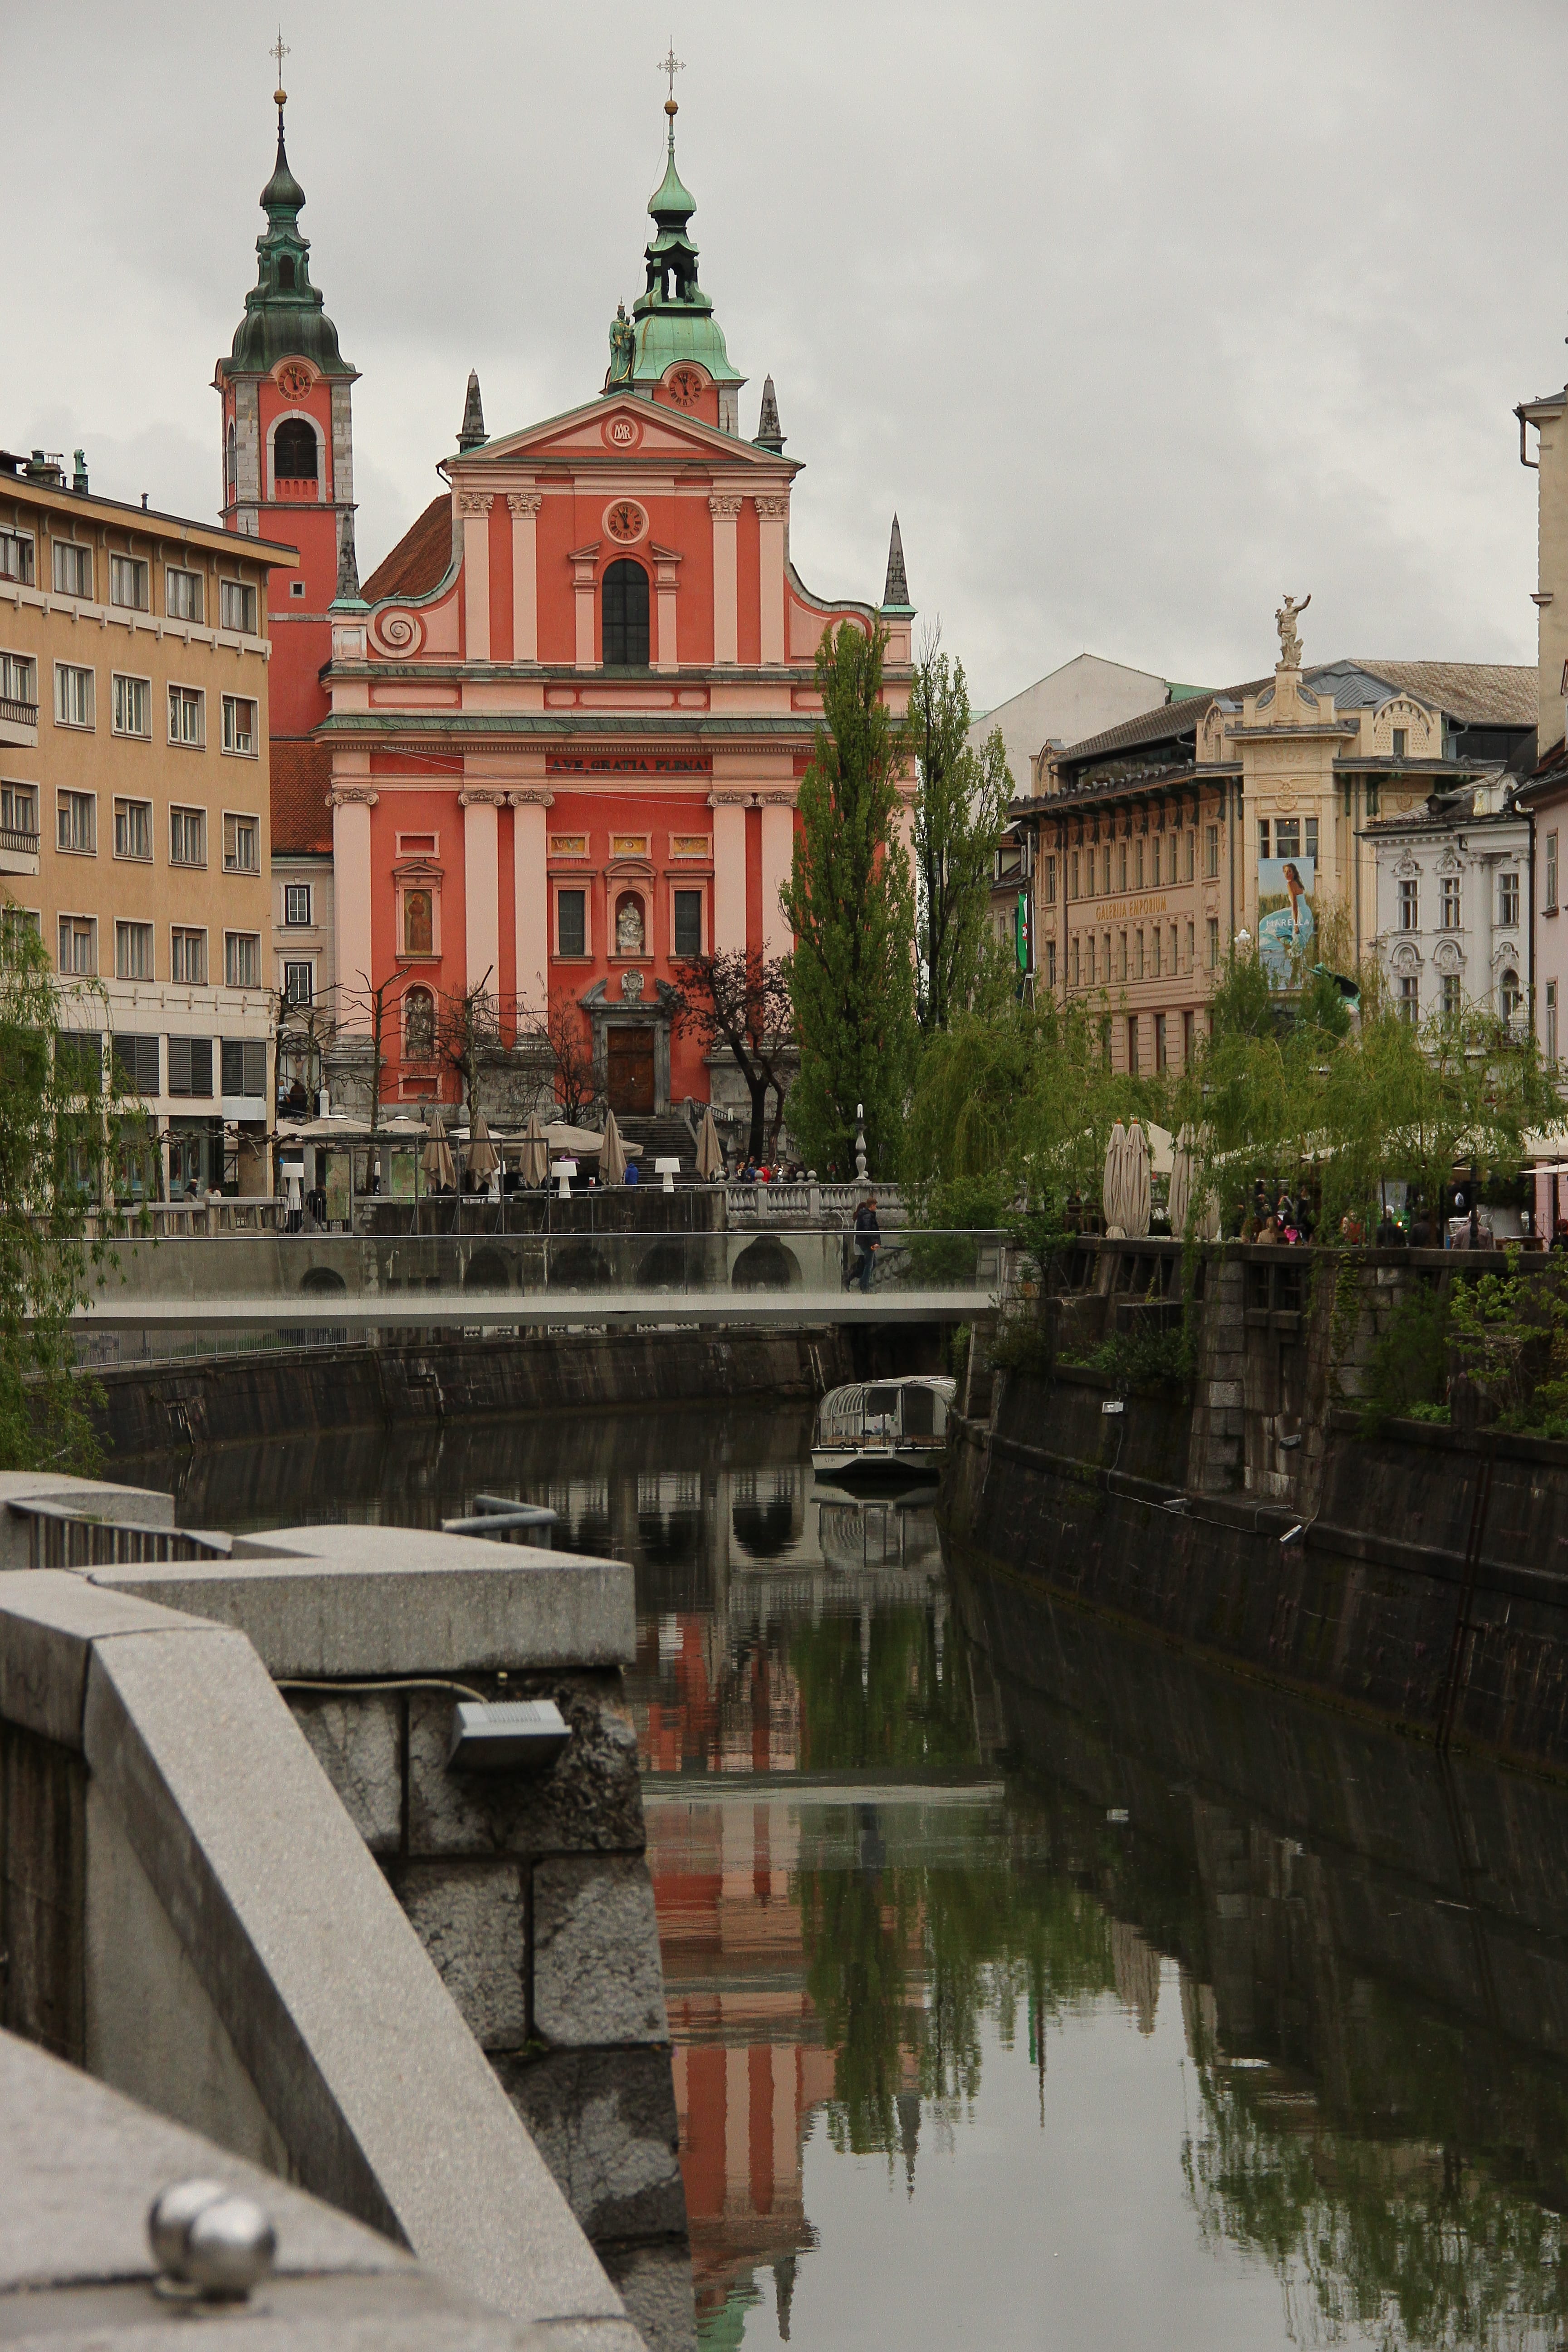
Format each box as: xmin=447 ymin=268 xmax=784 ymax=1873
xmin=607 ymin=1024 xmax=656 ymax=1115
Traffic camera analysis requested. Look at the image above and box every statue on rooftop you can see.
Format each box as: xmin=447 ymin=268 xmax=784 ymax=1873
xmin=1276 ymin=591 xmax=1311 ymax=670
xmin=606 ymin=302 xmax=635 ymax=389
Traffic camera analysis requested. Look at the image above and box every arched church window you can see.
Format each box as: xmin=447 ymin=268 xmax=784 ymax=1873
xmin=278 ymin=257 xmax=296 ymax=290
xmin=602 ymin=558 xmax=649 ymax=667
xmin=274 ymin=417 xmax=317 ymax=482
xmin=404 ymin=986 xmax=435 ymax=1060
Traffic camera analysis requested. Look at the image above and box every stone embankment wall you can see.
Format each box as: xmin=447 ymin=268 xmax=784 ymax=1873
xmin=0 ymin=1476 xmax=691 ymax=2350
xmin=945 ymin=1241 xmax=1568 ymax=1776
xmin=88 ymin=1323 xmax=940 ymax=1459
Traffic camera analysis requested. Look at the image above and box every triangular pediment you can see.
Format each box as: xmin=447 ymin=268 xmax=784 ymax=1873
xmin=461 ymin=393 xmax=798 ymax=474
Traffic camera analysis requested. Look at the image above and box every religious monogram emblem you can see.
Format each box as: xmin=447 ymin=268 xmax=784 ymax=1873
xmin=665 ymin=365 xmax=705 ymax=409
xmin=605 ymin=500 xmax=647 ymax=545
xmin=277 ymin=361 xmax=313 ymax=397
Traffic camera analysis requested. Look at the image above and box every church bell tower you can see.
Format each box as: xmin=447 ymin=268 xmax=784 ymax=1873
xmin=214 ymin=58 xmax=358 ymax=739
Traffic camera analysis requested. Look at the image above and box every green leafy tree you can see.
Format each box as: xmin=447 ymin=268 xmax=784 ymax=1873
xmin=781 ymin=622 xmax=916 ymax=1174
xmin=907 ymin=641 xmax=1013 ymax=1034
xmin=0 ymin=920 xmax=135 ymax=1470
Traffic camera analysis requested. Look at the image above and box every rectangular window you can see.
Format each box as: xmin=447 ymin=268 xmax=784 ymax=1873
xmin=222 ymin=812 xmax=259 ymax=872
xmin=283 ymin=960 xmax=314 ymax=1006
xmin=1441 ymin=972 xmax=1462 ymax=1019
xmin=1151 ymin=837 xmax=1161 ymax=887
xmin=1135 ymin=838 xmax=1145 ymax=887
xmin=115 ymin=920 xmax=154 ymax=980
xmin=113 ymin=798 xmax=151 ymax=860
xmin=1185 ymin=831 xmax=1195 ymax=883
xmin=1549 ymin=833 xmax=1560 ymax=913
xmin=1086 ymin=935 xmax=1096 ymax=985
xmin=56 ymin=789 xmax=95 ymax=853
xmin=0 ymin=651 xmax=38 ymax=708
xmin=220 ymin=578 xmax=258 ymax=634
xmin=0 ymin=529 xmax=34 ymax=585
xmin=1186 ymin=918 xmax=1195 ymax=970
xmin=1365 ymin=779 xmax=1380 ymax=818
xmin=1205 ymin=823 xmax=1219 ymax=879
xmin=2 ymin=906 xmax=41 ymax=956
xmin=52 ymin=542 xmax=92 ymax=598
xmin=0 ymin=782 xmax=37 ymax=839
xmin=1392 ymin=727 xmax=1407 ymax=758
xmin=54 ymin=663 xmax=93 ymax=728
xmin=284 ymin=883 xmax=312 ymax=926
xmin=168 ymin=685 xmax=204 ymax=746
xmin=1304 ymin=817 xmax=1318 ymax=863
xmin=1070 ymin=850 xmax=1080 ymax=900
xmin=1127 ymin=1017 xmax=1139 ymax=1076
xmin=1549 ymin=980 xmax=1559 ymax=1063
xmin=1207 ymin=915 xmax=1219 ymax=970
xmin=557 ymin=888 xmax=586 ymax=958
xmin=167 ymin=1035 xmax=214 ymax=1098
xmin=1043 ymin=854 xmax=1056 ymax=906
xmin=1500 ymin=872 xmax=1520 ymax=927
xmin=57 ymin=915 xmax=96 ymax=975
xmin=1399 ymin=976 xmax=1419 ymax=1023
xmin=1118 ymin=928 xmax=1128 ymax=981
xmin=221 ymin=695 xmax=257 ymax=755
xmin=673 ymin=888 xmax=703 ymax=959
xmin=165 ymin=566 xmax=203 ymax=622
xmin=1044 ymin=940 xmax=1056 ymax=989
xmin=1155 ymin=1013 xmax=1167 ymax=1072
xmin=170 ymin=806 xmax=206 ymax=867
xmin=109 ymin=555 xmax=149 ymax=611
xmin=1151 ymin=926 xmax=1161 ymax=978
xmin=112 ymin=1034 xmax=159 ymax=1094
xmin=221 ymin=1038 xmax=267 ymax=1098
xmin=1258 ymin=818 xmax=1269 ymax=861
xmin=171 ymin=926 xmax=207 ymax=984
xmin=55 ymin=1030 xmax=102 ymax=1091
xmin=225 ymin=931 xmax=261 ymax=989
xmin=1134 ymin=928 xmax=1144 ymax=980
xmin=1071 ymin=936 xmax=1080 ymax=987
xmin=1441 ymin=876 xmax=1460 ymax=930
xmin=112 ymin=672 xmax=150 ymax=737
xmin=1399 ymin=878 xmax=1418 ymax=930
xmin=1274 ymin=818 xmax=1301 ymax=860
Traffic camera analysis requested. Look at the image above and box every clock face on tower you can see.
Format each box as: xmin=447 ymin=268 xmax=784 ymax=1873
xmin=604 ymin=500 xmax=647 ymax=545
xmin=276 ymin=362 xmax=313 ymax=397
xmin=665 ymin=366 xmax=705 ymax=409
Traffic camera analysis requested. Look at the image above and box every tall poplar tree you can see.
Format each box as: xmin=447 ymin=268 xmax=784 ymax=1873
xmin=907 ymin=641 xmax=1013 ymax=1033
xmin=781 ymin=621 xmax=916 ymax=1174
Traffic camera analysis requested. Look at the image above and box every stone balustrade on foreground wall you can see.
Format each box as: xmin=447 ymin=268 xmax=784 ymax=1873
xmin=0 ymin=1470 xmax=693 ymax=2352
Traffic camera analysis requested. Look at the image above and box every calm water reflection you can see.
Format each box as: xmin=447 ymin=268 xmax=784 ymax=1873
xmin=142 ymin=1404 xmax=1568 ymax=2351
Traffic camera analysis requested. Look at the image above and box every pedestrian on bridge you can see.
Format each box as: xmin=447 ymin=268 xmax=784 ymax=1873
xmin=850 ymin=1196 xmax=881 ymax=1293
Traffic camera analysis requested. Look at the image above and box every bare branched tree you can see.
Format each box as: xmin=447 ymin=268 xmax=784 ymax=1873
xmin=671 ymin=950 xmax=794 ymax=1161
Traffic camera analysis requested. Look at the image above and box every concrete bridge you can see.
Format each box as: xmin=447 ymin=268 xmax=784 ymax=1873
xmin=69 ymin=1228 xmax=1006 ymax=1344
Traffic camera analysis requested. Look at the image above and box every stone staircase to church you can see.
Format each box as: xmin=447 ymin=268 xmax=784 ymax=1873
xmin=617 ymin=1109 xmax=699 ymax=1175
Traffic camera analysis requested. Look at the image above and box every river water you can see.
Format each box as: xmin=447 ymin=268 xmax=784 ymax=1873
xmin=155 ymin=1401 xmax=1568 ymax=2352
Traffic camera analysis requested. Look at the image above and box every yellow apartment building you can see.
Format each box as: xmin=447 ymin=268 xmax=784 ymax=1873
xmin=0 ymin=450 xmax=295 ymax=1194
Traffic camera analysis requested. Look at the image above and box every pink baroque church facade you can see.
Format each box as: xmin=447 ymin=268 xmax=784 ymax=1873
xmin=219 ymin=84 xmax=915 ymax=1127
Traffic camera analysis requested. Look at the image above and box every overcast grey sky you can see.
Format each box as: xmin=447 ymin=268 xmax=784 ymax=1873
xmin=9 ymin=1 xmax=1565 ymax=711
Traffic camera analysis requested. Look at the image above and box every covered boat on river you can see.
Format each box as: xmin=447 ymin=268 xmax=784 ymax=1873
xmin=810 ymin=1375 xmax=956 ymax=1484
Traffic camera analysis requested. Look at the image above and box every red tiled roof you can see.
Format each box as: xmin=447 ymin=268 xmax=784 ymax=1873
xmin=361 ymin=494 xmax=453 ymax=605
xmin=271 ymin=738 xmax=333 ymax=855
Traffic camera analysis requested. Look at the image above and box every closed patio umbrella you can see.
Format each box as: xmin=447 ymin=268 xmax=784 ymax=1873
xmin=519 ymin=1109 xmax=549 ymax=1186
xmin=1168 ymin=1124 xmax=1195 ymax=1237
xmin=421 ymin=1114 xmax=456 ymax=1191
xmin=1124 ymin=1120 xmax=1152 ymax=1239
xmin=466 ymin=1108 xmax=500 ymax=1186
xmin=1102 ymin=1120 xmax=1128 ymax=1237
xmin=696 ymin=1103 xmax=723 ymax=1181
xmin=600 ymin=1108 xmax=627 ymax=1186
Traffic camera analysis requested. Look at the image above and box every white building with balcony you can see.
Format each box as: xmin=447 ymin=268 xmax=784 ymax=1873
xmin=1365 ymin=776 xmax=1530 ymax=1027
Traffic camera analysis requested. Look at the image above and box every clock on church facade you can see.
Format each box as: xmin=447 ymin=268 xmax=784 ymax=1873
xmin=225 ymin=89 xmax=914 ymax=1127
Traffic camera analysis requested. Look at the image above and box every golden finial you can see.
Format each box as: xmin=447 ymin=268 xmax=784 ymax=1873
xmin=271 ymin=27 xmax=289 ymax=110
xmin=657 ymin=39 xmax=684 ymax=118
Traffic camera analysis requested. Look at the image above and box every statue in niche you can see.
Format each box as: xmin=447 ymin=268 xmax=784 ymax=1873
xmin=605 ymin=302 xmax=635 ymax=389
xmin=616 ymin=893 xmax=646 ymax=957
xmin=1275 ymin=591 xmax=1311 ymax=670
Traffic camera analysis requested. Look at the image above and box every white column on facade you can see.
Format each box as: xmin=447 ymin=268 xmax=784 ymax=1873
xmin=510 ymin=788 xmax=553 ymax=1006
xmin=329 ymin=786 xmax=377 ymax=1024
xmin=758 ymin=794 xmax=795 ymax=962
xmin=754 ymin=494 xmax=788 ymax=666
xmin=710 ymin=791 xmax=750 ymax=953
xmin=570 ymin=544 xmax=600 ymax=668
xmin=651 ymin=543 xmax=682 ymax=673
xmin=461 ymin=790 xmax=504 ymax=996
xmin=709 ymin=495 xmax=741 ymax=664
xmin=459 ymin=492 xmax=492 ymax=662
xmin=507 ymin=492 xmax=541 ymax=662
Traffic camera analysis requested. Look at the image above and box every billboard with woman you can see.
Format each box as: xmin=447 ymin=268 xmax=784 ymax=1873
xmin=1257 ymin=856 xmax=1315 ymax=985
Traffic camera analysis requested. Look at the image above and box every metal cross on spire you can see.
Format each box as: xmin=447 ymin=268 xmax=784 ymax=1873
xmin=271 ymin=27 xmax=289 ymax=109
xmin=657 ymin=40 xmax=685 ymax=107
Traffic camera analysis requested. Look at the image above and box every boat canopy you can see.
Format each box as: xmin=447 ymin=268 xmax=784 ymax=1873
xmin=815 ymin=1376 xmax=956 ymax=1444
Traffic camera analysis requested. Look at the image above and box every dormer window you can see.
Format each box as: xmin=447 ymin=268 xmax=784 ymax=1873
xmin=278 ymin=257 xmax=296 ymax=289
